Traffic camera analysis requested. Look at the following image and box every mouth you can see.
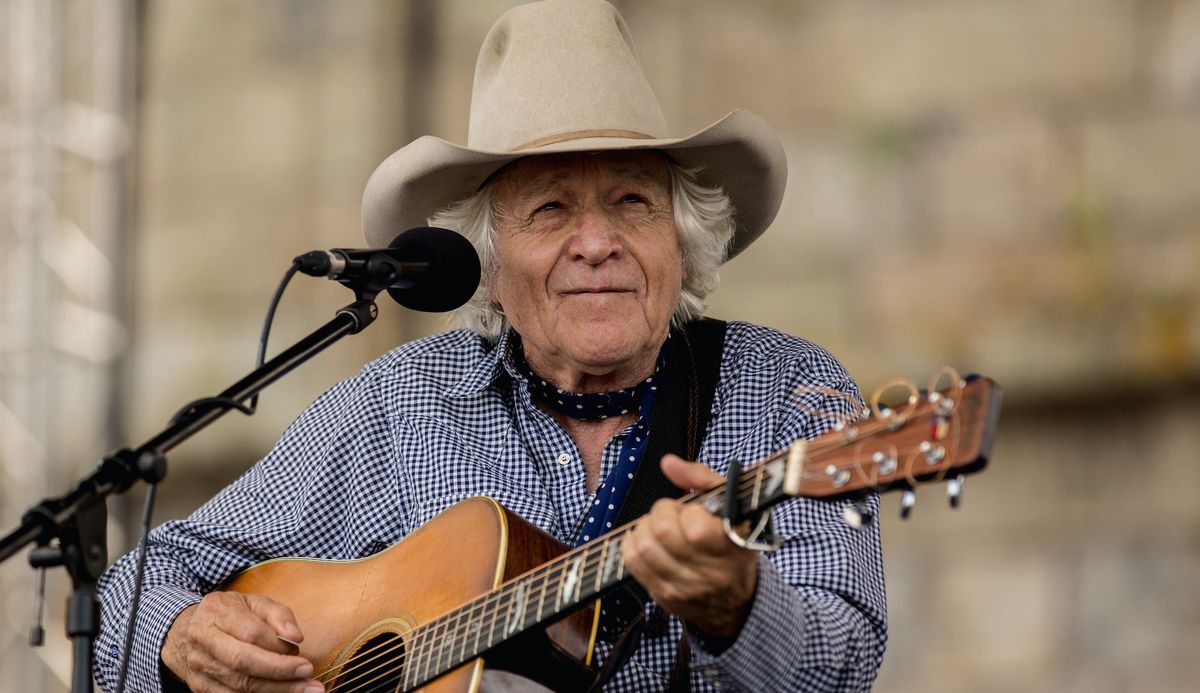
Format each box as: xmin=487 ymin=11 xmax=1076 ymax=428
xmin=560 ymin=288 xmax=635 ymax=295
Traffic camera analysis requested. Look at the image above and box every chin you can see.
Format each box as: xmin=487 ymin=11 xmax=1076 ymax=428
xmin=567 ymin=322 xmax=657 ymax=368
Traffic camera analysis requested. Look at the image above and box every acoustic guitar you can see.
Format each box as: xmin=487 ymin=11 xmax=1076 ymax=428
xmin=225 ymin=372 xmax=1002 ymax=692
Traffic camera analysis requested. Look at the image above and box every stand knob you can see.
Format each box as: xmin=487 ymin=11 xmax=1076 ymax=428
xmin=29 ymin=567 xmax=47 ymax=647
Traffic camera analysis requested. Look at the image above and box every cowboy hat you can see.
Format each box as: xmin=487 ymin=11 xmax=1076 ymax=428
xmin=361 ymin=0 xmax=787 ymax=260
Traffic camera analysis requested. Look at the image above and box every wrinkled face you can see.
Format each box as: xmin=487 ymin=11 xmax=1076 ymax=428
xmin=490 ymin=150 xmax=683 ymax=388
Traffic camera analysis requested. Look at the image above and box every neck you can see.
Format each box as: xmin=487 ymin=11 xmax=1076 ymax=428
xmin=523 ymin=348 xmax=660 ymax=393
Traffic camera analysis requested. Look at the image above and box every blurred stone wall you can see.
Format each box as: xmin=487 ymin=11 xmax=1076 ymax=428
xmin=2 ymin=1 xmax=1197 ymax=691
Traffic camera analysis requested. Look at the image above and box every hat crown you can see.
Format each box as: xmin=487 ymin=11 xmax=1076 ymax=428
xmin=468 ymin=0 xmax=669 ymax=152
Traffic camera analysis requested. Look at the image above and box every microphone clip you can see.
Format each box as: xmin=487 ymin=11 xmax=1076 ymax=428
xmin=295 ymin=249 xmax=422 ymax=303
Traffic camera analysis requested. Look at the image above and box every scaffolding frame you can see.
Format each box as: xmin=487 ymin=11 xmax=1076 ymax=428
xmin=1 ymin=1 xmax=137 ymax=690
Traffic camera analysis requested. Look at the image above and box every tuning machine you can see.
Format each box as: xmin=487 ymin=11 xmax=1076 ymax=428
xmin=947 ymin=474 xmax=965 ymax=509
xmin=899 ymin=489 xmax=917 ymax=520
xmin=842 ymin=499 xmax=875 ymax=529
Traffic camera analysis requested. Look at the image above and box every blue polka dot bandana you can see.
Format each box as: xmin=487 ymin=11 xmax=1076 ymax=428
xmin=577 ymin=380 xmax=657 ymax=545
xmin=513 ymin=336 xmax=667 ymax=545
xmin=514 ymin=340 xmax=665 ymax=421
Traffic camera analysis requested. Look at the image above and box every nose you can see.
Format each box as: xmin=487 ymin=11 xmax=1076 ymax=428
xmin=566 ymin=203 xmax=622 ymax=265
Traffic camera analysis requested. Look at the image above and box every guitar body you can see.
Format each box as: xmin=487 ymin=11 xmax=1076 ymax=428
xmin=225 ymin=497 xmax=599 ymax=692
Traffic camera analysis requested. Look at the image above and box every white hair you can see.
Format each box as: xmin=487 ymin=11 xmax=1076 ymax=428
xmin=430 ymin=158 xmax=736 ymax=341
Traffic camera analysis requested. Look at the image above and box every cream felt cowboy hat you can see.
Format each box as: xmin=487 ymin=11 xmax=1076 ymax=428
xmin=361 ymin=0 xmax=787 ymax=260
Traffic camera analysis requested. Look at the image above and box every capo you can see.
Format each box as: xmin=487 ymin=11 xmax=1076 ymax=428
xmin=723 ymin=459 xmax=742 ymax=522
xmin=721 ymin=459 xmax=781 ymax=552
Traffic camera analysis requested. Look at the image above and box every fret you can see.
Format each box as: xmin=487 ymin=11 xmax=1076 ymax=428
xmin=406 ymin=624 xmax=425 ymax=689
xmin=574 ymin=546 xmax=590 ymax=602
xmin=784 ymin=440 xmax=806 ymax=496
xmin=763 ymin=457 xmax=784 ymax=499
xmin=602 ymin=534 xmax=622 ymax=584
xmin=458 ymin=604 xmax=473 ymax=666
xmin=507 ymin=583 xmax=528 ymax=636
xmin=400 ymin=630 xmax=414 ymax=690
xmin=429 ymin=614 xmax=447 ymax=683
xmin=484 ymin=589 xmax=498 ymax=651
xmin=419 ymin=628 xmax=434 ymax=688
xmin=751 ymin=462 xmax=764 ymax=511
xmin=470 ymin=603 xmax=484 ymax=658
xmin=559 ymin=554 xmax=582 ymax=610
xmin=410 ymin=623 xmax=426 ymax=688
xmin=535 ymin=568 xmax=548 ymax=622
xmin=445 ymin=616 xmax=457 ymax=679
xmin=594 ymin=539 xmax=610 ymax=592
xmin=523 ymin=571 xmax=544 ymax=627
xmin=614 ymin=533 xmax=626 ymax=581
xmin=583 ymin=543 xmax=605 ymax=598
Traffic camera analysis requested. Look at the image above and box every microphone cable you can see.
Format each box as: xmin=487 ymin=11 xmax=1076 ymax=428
xmin=113 ymin=260 xmax=301 ymax=693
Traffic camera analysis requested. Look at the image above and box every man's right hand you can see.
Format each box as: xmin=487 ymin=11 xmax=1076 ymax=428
xmin=161 ymin=592 xmax=324 ymax=692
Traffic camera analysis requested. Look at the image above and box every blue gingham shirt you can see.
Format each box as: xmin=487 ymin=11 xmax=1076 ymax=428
xmin=95 ymin=321 xmax=887 ymax=691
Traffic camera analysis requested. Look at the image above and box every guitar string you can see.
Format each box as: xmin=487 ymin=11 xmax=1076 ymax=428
xmin=325 ymin=534 xmax=622 ymax=691
xmin=312 ymin=470 xmax=771 ymax=689
xmin=320 ymin=526 xmax=623 ymax=689
xmin=314 ymin=419 xmax=956 ymax=688
xmin=317 ymin=455 xmax=823 ymax=688
xmin=319 ymin=393 xmax=964 ymax=681
xmin=316 ymin=393 xmax=964 ymax=685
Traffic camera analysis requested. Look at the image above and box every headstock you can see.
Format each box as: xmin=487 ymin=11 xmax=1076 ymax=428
xmin=791 ymin=369 xmax=1002 ymax=519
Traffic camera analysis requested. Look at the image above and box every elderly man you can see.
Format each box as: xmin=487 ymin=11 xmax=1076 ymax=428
xmin=94 ymin=1 xmax=886 ymax=691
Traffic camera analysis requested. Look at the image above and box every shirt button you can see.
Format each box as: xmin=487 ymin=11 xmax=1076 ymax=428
xmin=556 ymin=452 xmax=572 ymax=465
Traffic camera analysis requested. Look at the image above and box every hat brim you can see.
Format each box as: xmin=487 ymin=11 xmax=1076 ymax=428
xmin=361 ymin=108 xmax=786 ymax=260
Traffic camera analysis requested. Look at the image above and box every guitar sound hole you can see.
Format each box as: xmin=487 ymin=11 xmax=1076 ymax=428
xmin=331 ymin=632 xmax=407 ymax=692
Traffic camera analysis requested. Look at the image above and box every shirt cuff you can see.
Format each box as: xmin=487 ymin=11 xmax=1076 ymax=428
xmin=98 ymin=585 xmax=201 ymax=693
xmin=688 ymin=554 xmax=802 ymax=690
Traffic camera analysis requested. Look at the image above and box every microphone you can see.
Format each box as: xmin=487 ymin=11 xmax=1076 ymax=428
xmin=295 ymin=227 xmax=481 ymax=312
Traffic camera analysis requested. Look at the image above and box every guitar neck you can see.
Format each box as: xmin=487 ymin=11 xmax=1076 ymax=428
xmin=402 ymin=374 xmax=1001 ymax=690
xmin=399 ymin=444 xmax=803 ymax=689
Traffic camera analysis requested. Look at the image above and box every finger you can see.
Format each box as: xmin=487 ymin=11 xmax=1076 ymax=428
xmin=659 ymin=454 xmax=724 ymax=492
xmin=211 ymin=606 xmax=291 ymax=656
xmin=678 ymin=502 xmax=742 ymax=555
xmin=625 ymin=511 xmax=699 ymax=586
xmin=203 ymin=628 xmax=316 ymax=684
xmin=244 ymin=593 xmax=305 ymax=645
xmin=642 ymin=499 xmax=693 ymax=561
xmin=192 ymin=662 xmax=323 ymax=693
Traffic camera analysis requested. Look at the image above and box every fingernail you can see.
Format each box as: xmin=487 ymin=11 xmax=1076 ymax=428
xmin=294 ymin=662 xmax=313 ymax=678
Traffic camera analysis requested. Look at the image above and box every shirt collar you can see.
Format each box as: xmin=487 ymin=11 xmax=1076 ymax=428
xmin=445 ymin=329 xmax=525 ymax=399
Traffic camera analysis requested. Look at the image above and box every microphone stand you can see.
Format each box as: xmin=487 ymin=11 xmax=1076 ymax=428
xmin=0 ymin=295 xmax=380 ymax=692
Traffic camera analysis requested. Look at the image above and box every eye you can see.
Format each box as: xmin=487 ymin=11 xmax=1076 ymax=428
xmin=619 ymin=193 xmax=648 ymax=205
xmin=533 ymin=200 xmax=563 ymax=214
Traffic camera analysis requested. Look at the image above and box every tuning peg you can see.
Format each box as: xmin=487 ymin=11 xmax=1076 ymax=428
xmin=899 ymin=489 xmax=917 ymax=519
xmin=842 ymin=500 xmax=875 ymax=529
xmin=947 ymin=474 xmax=964 ymax=509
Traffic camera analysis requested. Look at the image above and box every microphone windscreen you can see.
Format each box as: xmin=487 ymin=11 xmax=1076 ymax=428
xmin=385 ymin=227 xmax=482 ymax=312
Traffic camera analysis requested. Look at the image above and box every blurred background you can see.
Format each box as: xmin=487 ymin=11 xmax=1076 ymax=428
xmin=1 ymin=0 xmax=1197 ymax=690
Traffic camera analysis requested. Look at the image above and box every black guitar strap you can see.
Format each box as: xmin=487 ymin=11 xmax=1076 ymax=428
xmin=588 ymin=317 xmax=727 ymax=691
xmin=613 ymin=317 xmax=727 ymax=526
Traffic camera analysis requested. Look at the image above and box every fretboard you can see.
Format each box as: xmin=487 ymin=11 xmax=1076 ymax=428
xmin=398 ymin=442 xmax=805 ymax=690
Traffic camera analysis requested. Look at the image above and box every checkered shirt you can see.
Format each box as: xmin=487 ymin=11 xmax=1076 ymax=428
xmin=94 ymin=321 xmax=887 ymax=691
